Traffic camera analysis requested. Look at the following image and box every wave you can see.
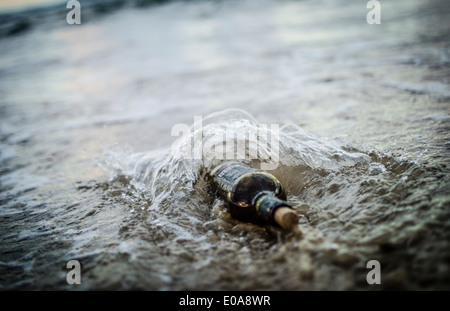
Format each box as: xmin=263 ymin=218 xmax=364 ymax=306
xmin=0 ymin=0 xmax=184 ymax=38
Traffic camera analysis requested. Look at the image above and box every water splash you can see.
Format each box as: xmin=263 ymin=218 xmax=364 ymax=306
xmin=101 ymin=108 xmax=371 ymax=212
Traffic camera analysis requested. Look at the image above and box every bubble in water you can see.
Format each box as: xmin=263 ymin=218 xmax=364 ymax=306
xmin=368 ymin=162 xmax=387 ymax=175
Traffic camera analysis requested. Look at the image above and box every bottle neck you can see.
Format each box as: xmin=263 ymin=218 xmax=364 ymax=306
xmin=254 ymin=194 xmax=292 ymax=224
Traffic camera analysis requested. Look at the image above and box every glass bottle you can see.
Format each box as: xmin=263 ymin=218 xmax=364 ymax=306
xmin=207 ymin=161 xmax=298 ymax=230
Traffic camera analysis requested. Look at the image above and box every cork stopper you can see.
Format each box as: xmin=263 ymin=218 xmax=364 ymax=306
xmin=274 ymin=206 xmax=299 ymax=230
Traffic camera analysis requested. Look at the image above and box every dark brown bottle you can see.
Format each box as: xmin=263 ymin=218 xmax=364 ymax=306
xmin=207 ymin=161 xmax=298 ymax=230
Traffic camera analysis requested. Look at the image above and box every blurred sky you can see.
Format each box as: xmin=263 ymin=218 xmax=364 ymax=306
xmin=0 ymin=0 xmax=65 ymax=13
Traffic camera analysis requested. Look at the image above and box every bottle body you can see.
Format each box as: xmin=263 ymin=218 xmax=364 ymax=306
xmin=207 ymin=161 xmax=295 ymax=226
